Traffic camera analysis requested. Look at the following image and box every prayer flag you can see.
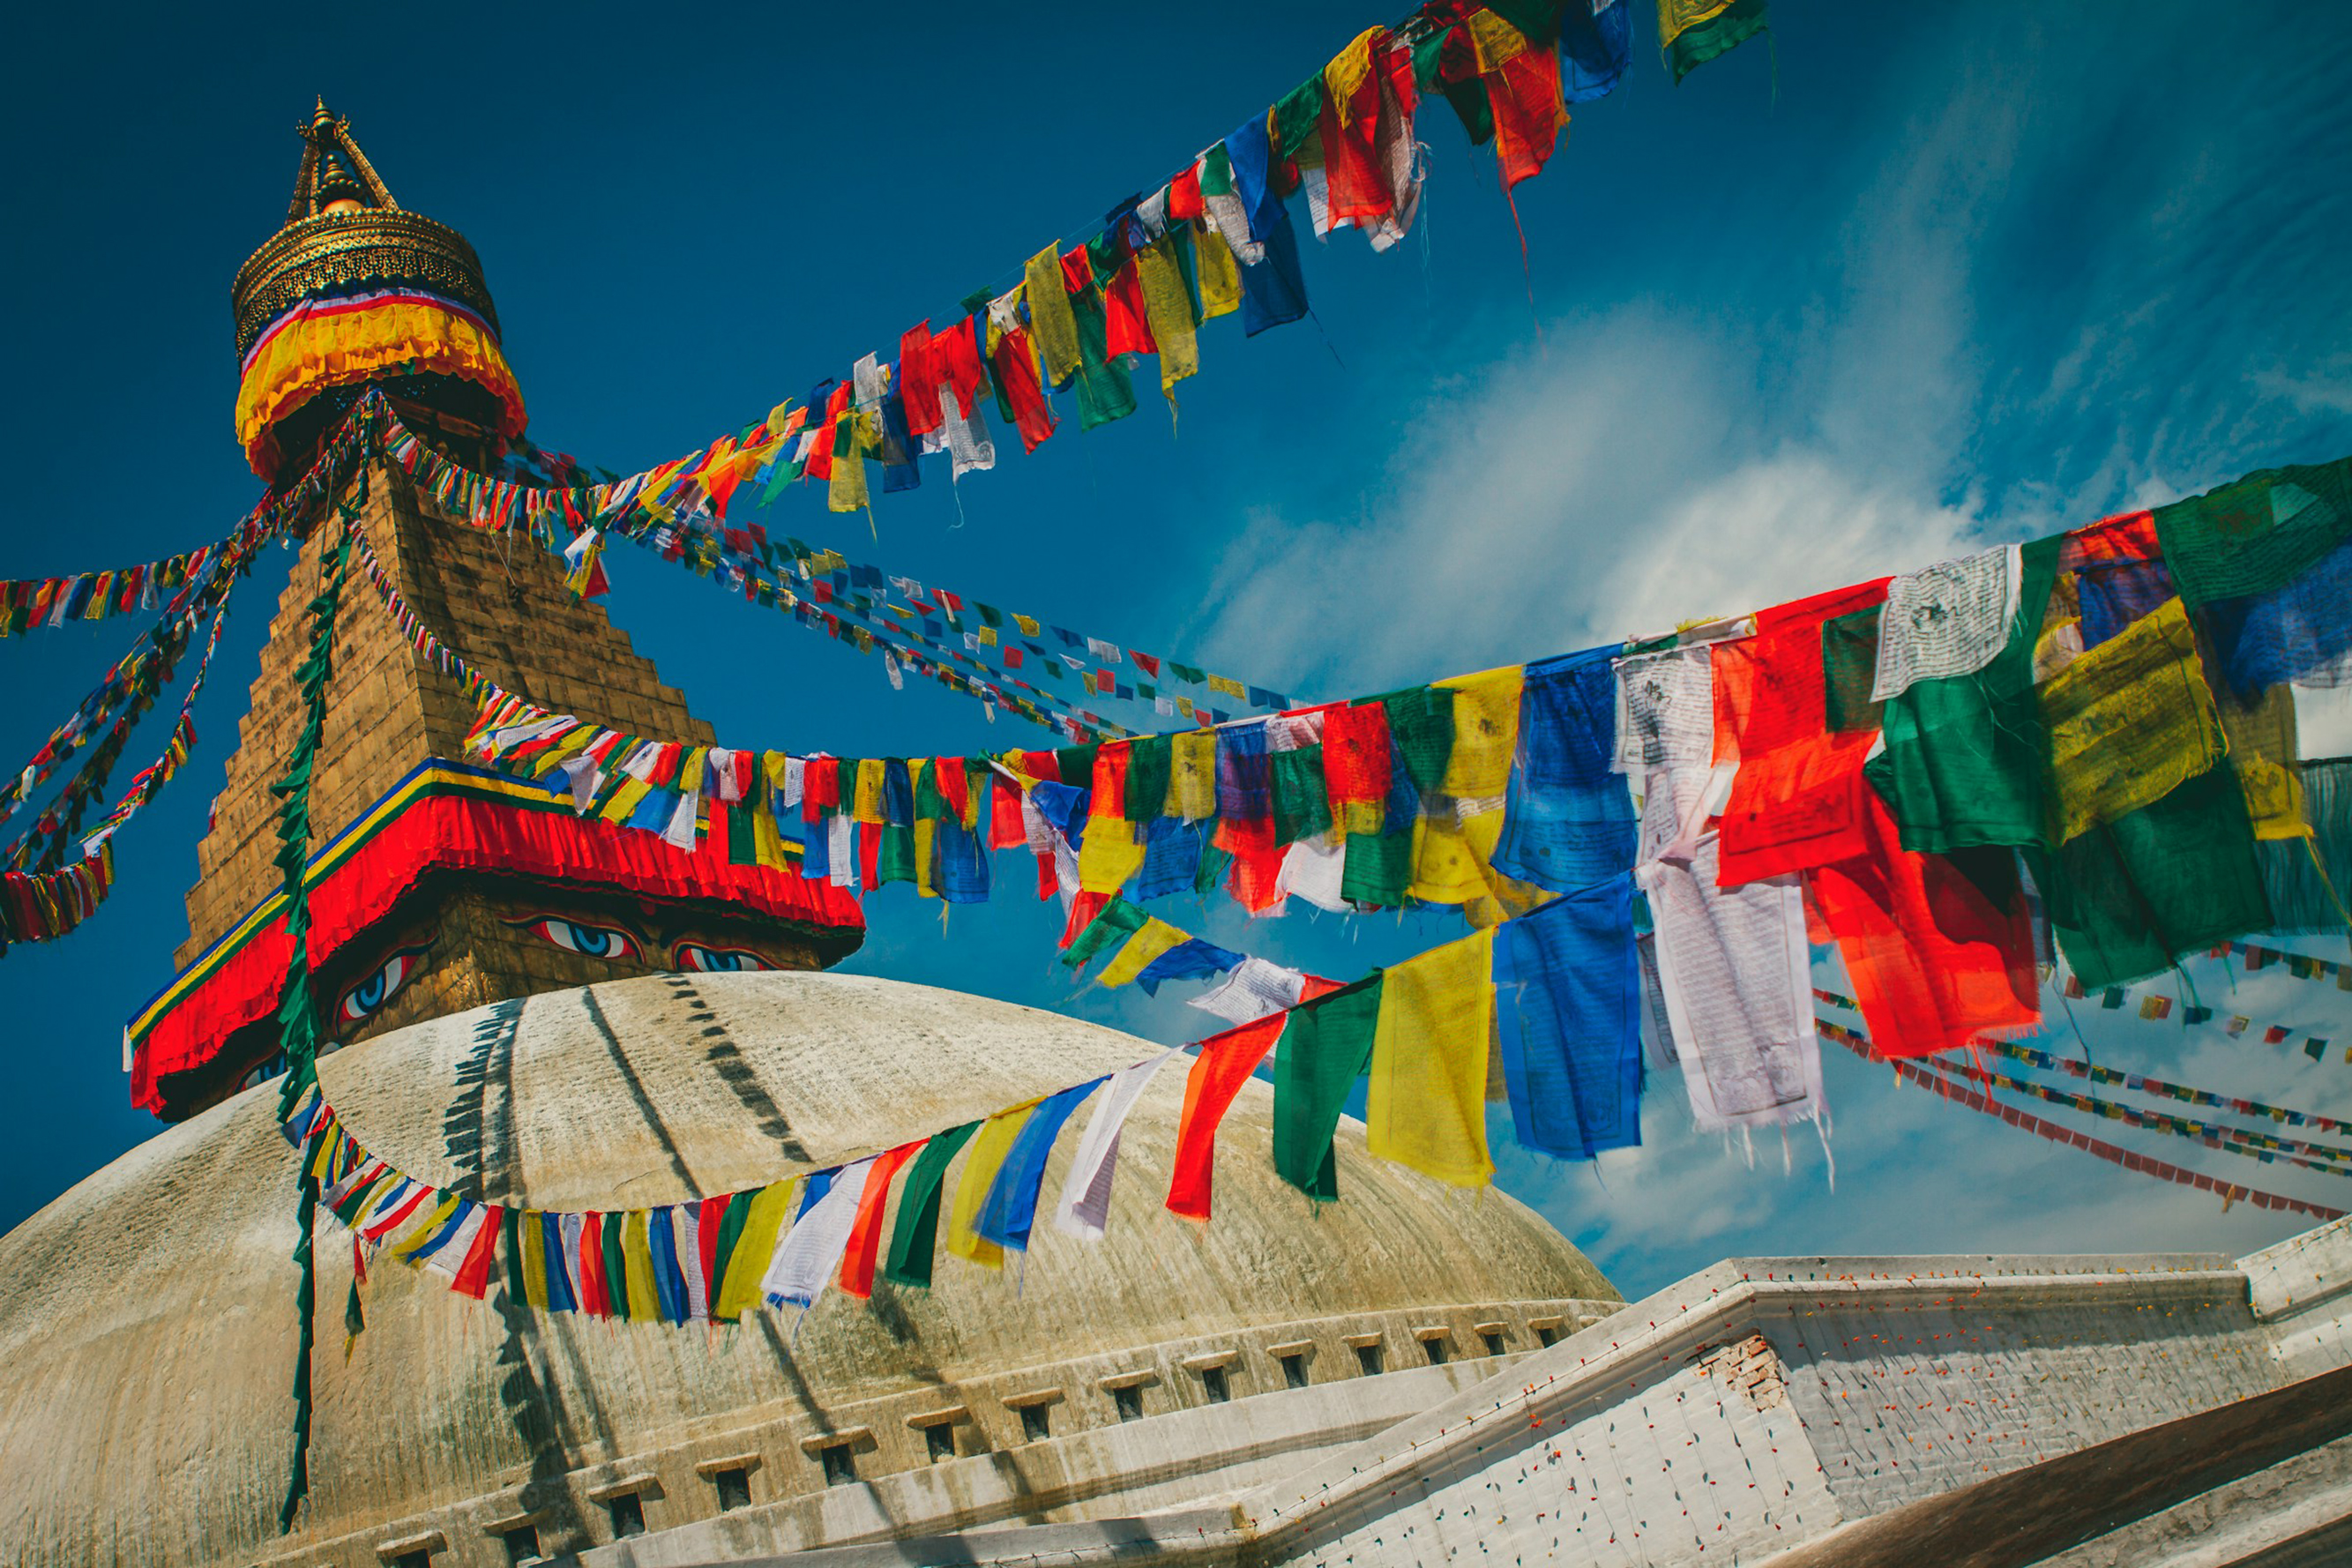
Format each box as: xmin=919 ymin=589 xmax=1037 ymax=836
xmin=838 ymin=1143 xmax=921 ymax=1301
xmin=1495 ymin=877 xmax=1641 ymax=1161
xmin=1167 ymin=1012 xmax=1288 ymax=1221
xmin=947 ymin=1104 xmax=1037 ymax=1271
xmin=978 ymin=1078 xmax=1103 ymax=1251
xmin=1273 ymin=977 xmax=1385 ymax=1201
xmin=765 ymin=1159 xmax=873 ymax=1311
xmin=882 ymin=1123 xmax=980 ymax=1290
xmin=1056 ymin=1049 xmax=1182 ymax=1241
xmin=1369 ymin=929 xmax=1499 ymax=1188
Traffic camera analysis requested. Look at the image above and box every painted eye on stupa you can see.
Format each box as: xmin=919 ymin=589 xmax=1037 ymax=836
xmin=672 ymin=943 xmax=774 ymax=974
xmin=512 ymin=916 xmax=642 ymax=961
xmin=337 ymin=946 xmax=429 ymax=1024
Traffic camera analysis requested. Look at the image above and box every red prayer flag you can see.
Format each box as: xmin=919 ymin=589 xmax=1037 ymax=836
xmin=698 ymin=1193 xmax=728 ymax=1306
xmin=1104 ymin=260 xmax=1158 ymax=359
xmin=937 ymin=757 xmax=970 ymax=825
xmin=837 ymin=1142 xmax=922 ymax=1299
xmin=451 ymin=1206 xmax=504 ymax=1300
xmin=1711 ymin=578 xmax=1893 ymax=885
xmin=1091 ymin=743 xmax=1131 ymax=819
xmin=1490 ymin=46 xmax=1568 ymax=190
xmin=1322 ymin=702 xmax=1392 ymax=810
xmin=2060 ymin=509 xmax=2161 ymax=569
xmin=1168 ymin=168 xmax=1205 ymax=222
xmin=1807 ymin=790 xmax=2040 ymax=1059
xmin=992 ymin=326 xmax=1057 ymax=452
xmin=899 ymin=320 xmax=944 ymax=436
xmin=1166 ymin=1013 xmax=1288 ymax=1221
xmin=939 ymin=317 xmax=990 ymax=419
xmin=578 ymin=1213 xmax=609 ymax=1317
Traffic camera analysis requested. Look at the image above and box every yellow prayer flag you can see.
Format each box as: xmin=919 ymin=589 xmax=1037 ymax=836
xmin=1367 ymin=929 xmax=1497 ymax=1189
xmin=1079 ymin=818 xmax=1146 ymax=894
xmin=1437 ymin=666 xmax=1524 ymax=802
xmin=623 ymin=1211 xmax=661 ymax=1322
xmin=947 ymin=1103 xmax=1039 ymax=1270
xmin=519 ymin=1211 xmax=550 ymax=1310
xmin=714 ymin=1178 xmax=799 ymax=1321
xmin=915 ymin=818 xmax=940 ymax=900
xmin=1014 ymin=613 xmax=1041 ymax=637
xmin=1097 ymin=916 xmax=1192 ymax=989
xmin=1208 ymin=674 xmax=1246 ymax=699
xmin=1192 ymin=225 xmax=1243 ymax=321
xmin=2217 ymin=680 xmax=2310 ymax=841
xmin=1169 ymin=731 xmax=1220 ymax=821
xmin=2038 ymin=598 xmax=2225 ymax=843
xmin=1465 ymin=10 xmax=1528 ymax=71
xmin=1659 ymin=0 xmax=1740 ymax=50
xmin=854 ymin=758 xmax=889 ymax=825
xmin=1324 ymin=26 xmax=1384 ymax=123
xmin=1024 ymin=243 xmax=1083 ymax=390
xmin=1135 ymin=238 xmax=1199 ymax=399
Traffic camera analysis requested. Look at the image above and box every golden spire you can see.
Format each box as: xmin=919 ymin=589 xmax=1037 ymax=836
xmin=282 ymin=98 xmax=400 ymax=224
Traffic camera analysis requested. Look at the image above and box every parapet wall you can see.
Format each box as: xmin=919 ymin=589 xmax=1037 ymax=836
xmin=694 ymin=1232 xmax=2352 ymax=1568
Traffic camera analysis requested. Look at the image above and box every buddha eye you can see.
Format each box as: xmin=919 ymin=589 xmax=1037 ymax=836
xmin=511 ymin=916 xmax=641 ymax=961
xmin=673 ymin=943 xmax=773 ymax=974
xmin=337 ymin=946 xmax=428 ymax=1024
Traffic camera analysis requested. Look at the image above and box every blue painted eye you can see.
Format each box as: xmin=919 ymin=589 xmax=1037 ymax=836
xmin=674 ymin=944 xmax=773 ymax=974
xmin=513 ymin=916 xmax=641 ymax=962
xmin=338 ymin=947 xmax=426 ymax=1024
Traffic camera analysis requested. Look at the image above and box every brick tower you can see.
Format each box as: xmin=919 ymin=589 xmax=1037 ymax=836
xmin=129 ymin=105 xmax=860 ymax=1119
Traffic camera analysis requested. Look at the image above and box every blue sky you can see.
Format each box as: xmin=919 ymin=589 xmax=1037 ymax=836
xmin=3 ymin=1 xmax=2350 ymax=1295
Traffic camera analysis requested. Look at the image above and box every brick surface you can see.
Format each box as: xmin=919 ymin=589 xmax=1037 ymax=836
xmin=176 ymin=461 xmax=716 ymax=968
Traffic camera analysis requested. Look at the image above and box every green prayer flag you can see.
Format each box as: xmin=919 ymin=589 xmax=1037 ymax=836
xmin=2150 ymin=458 xmax=2352 ymax=609
xmin=877 ymin=822 xmax=917 ymax=886
xmin=1271 ymin=76 xmax=1326 ymax=158
xmin=1341 ymin=827 xmax=1412 ymax=907
xmin=1124 ymin=735 xmax=1173 ymax=824
xmin=601 ymin=1211 xmax=628 ymax=1318
xmin=1668 ymin=0 xmax=1769 ymax=83
xmin=1821 ymin=605 xmax=1886 ymax=735
xmin=883 ymin=1122 xmax=981 ymax=1288
xmin=1383 ymin=687 xmax=1456 ymax=795
xmin=2028 ymin=765 xmax=2273 ymax=989
xmin=1273 ymin=977 xmax=1384 ymax=1201
xmin=1066 ymin=278 xmax=1138 ymax=431
xmin=1271 ymin=744 xmax=1333 ymax=846
xmin=503 ymin=1207 xmax=529 ymax=1306
xmin=1864 ymin=535 xmax=2065 ymax=855
xmin=1063 ymin=898 xmax=1149 ymax=970
xmin=711 ymin=1189 xmax=756 ymax=1308
xmin=1056 ymin=744 xmax=1099 ymax=784
xmin=1200 ymin=145 xmax=1236 ymax=198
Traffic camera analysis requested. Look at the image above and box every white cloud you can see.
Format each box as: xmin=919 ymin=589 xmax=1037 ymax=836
xmin=1185 ymin=311 xmax=1997 ymax=698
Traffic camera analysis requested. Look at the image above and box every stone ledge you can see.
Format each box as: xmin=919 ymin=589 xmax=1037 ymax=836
xmin=373 ymin=1529 xmax=446 ymax=1561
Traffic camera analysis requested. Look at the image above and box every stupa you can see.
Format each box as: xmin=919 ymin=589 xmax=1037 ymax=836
xmin=7 ymin=101 xmax=2352 ymax=1568
xmin=0 ymin=107 xmax=1621 ymax=1567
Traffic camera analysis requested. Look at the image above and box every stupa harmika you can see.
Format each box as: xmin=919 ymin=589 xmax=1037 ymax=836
xmin=3 ymin=104 xmax=2352 ymax=1568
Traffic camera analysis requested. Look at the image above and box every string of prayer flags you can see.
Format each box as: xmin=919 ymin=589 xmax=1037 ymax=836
xmin=0 ymin=586 xmax=242 ymax=950
xmin=1815 ymin=987 xmax=2352 ymax=1149
xmin=0 ymin=535 xmax=243 ymax=638
xmin=1816 ymin=1016 xmax=2352 ymax=1179
xmin=1815 ymin=1026 xmax=2346 ymax=1222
